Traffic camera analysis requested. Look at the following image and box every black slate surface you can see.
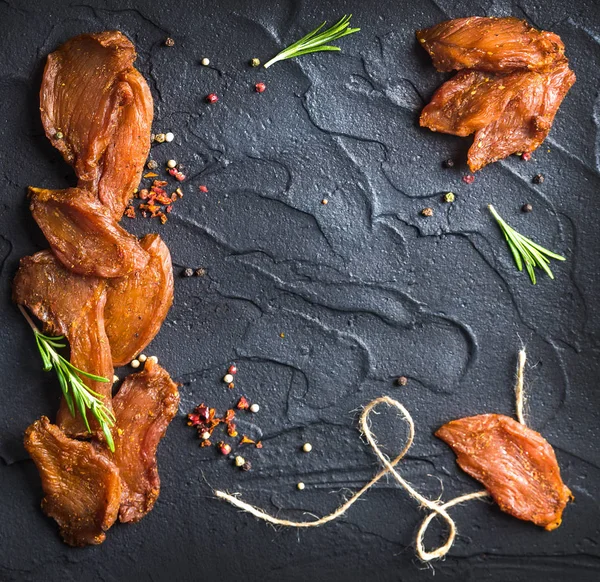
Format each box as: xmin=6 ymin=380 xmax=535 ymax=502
xmin=1 ymin=0 xmax=599 ymax=580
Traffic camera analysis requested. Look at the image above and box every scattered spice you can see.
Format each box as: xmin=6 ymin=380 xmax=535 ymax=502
xmin=218 ymin=442 xmax=232 ymax=456
xmin=164 ymin=37 xmax=175 ymax=47
xmin=235 ymin=455 xmax=245 ymax=467
xmin=241 ymin=461 xmax=252 ymax=471
xmin=138 ymin=354 xmax=147 ymax=363
xmin=182 ymin=268 xmax=194 ymax=277
xmin=154 ymin=133 xmax=166 ymax=143
xmin=206 ymin=93 xmax=219 ymax=104
xmin=443 ymin=192 xmax=455 ymax=203
xmin=521 ymin=152 xmax=532 ymax=161
xmin=250 ymin=58 xmax=261 ymax=67
xmin=249 ymin=403 xmax=260 ymax=413
xmin=131 ymin=359 xmax=140 ymax=369
xmin=223 ymin=373 xmax=234 ymax=384
xmin=279 ymin=332 xmax=285 ymax=338
xmin=165 ymin=132 xmax=175 ymax=143
xmin=167 ymin=159 xmax=177 ymax=169
xmin=442 ymin=158 xmax=455 ymax=168
xmin=236 ymin=396 xmax=250 ymax=410
xmin=228 ymin=364 xmax=238 ymax=375
xmin=522 ymin=203 xmax=533 ymax=213
xmin=297 ymin=482 xmax=306 ymax=491
xmin=143 ymin=172 xmax=158 ymax=178
xmin=321 ymin=199 xmax=328 ymax=205
xmin=125 ymin=205 xmax=136 ymax=218
xmin=147 ymin=160 xmax=158 ymax=170
xmin=255 ymin=82 xmax=266 ymax=93
xmin=462 ymin=174 xmax=475 ymax=184
xmin=201 ymin=57 xmax=210 ymax=66
xmin=112 ymin=374 xmax=119 ymax=383
xmin=421 ymin=207 xmax=433 ymax=217
xmin=396 ymin=376 xmax=408 ymax=386
xmin=55 ymin=131 xmax=64 ymax=140
xmin=195 ymin=267 xmax=206 ymax=277
xmin=148 ymin=356 xmax=158 ymax=364
xmin=302 ymin=443 xmax=312 ymax=453
xmin=228 ymin=382 xmax=235 ymax=390
xmin=532 ymin=174 xmax=544 ymax=184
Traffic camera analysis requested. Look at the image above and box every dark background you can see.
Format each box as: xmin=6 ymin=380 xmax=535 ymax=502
xmin=1 ymin=0 xmax=599 ymax=580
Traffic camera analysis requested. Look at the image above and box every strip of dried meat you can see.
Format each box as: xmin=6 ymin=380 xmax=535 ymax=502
xmin=24 ymin=416 xmax=121 ymax=546
xmin=436 ymin=414 xmax=572 ymax=530
xmin=13 ymin=251 xmax=114 ymax=436
xmin=104 ymin=234 xmax=174 ymax=367
xmin=29 ymin=187 xmax=149 ymax=278
xmin=105 ymin=360 xmax=179 ymax=523
xmin=467 ymin=60 xmax=575 ymax=171
xmin=40 ymin=31 xmax=153 ymax=219
xmin=417 ymin=17 xmax=565 ymax=73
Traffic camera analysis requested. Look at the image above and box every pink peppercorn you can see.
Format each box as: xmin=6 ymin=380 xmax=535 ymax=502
xmin=228 ymin=364 xmax=237 ymax=375
xmin=462 ymin=174 xmax=475 ymax=184
xmin=255 ymin=82 xmax=266 ymax=93
xmin=521 ymin=152 xmax=532 ymax=161
xmin=206 ymin=93 xmax=218 ymax=103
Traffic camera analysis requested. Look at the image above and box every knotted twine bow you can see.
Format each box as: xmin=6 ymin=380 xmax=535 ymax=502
xmin=215 ymin=349 xmax=529 ymax=561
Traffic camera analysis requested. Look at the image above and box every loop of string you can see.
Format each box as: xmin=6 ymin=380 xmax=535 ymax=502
xmin=215 ymin=350 xmax=528 ymax=561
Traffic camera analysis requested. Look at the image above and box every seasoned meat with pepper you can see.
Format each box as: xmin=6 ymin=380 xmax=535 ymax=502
xmin=105 ymin=234 xmax=174 ymax=367
xmin=29 ymin=187 xmax=149 ymax=278
xmin=416 ymin=17 xmax=565 ymax=73
xmin=105 ymin=360 xmax=179 ymax=523
xmin=468 ymin=60 xmax=575 ymax=171
xmin=436 ymin=414 xmax=572 ymax=530
xmin=24 ymin=417 xmax=121 ymax=546
xmin=40 ymin=31 xmax=152 ymax=219
xmin=13 ymin=251 xmax=114 ymax=436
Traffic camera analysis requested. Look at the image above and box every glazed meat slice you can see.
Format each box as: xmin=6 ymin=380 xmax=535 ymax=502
xmin=90 ymin=68 xmax=154 ymax=219
xmin=105 ymin=234 xmax=174 ymax=367
xmin=468 ymin=60 xmax=575 ymax=171
xmin=13 ymin=251 xmax=114 ymax=436
xmin=24 ymin=416 xmax=121 ymax=546
xmin=40 ymin=31 xmax=153 ymax=219
xmin=29 ymin=186 xmax=149 ymax=278
xmin=416 ymin=17 xmax=565 ymax=73
xmin=420 ymin=69 xmax=531 ymax=136
xmin=106 ymin=360 xmax=179 ymax=523
xmin=436 ymin=414 xmax=572 ymax=530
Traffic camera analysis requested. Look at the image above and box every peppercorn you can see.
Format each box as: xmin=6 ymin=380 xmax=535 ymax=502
xmin=154 ymin=133 xmax=166 ymax=143
xmin=396 ymin=376 xmax=408 ymax=386
xmin=462 ymin=174 xmax=475 ymax=184
xmin=522 ymin=203 xmax=533 ymax=213
xmin=421 ymin=207 xmax=433 ymax=217
xmin=164 ymin=37 xmax=175 ymax=47
xmin=228 ymin=364 xmax=237 ymax=375
xmin=147 ymin=160 xmax=158 ymax=170
xmin=131 ymin=359 xmax=140 ymax=369
xmin=302 ymin=443 xmax=312 ymax=453
xmin=218 ymin=442 xmax=232 ymax=455
xmin=241 ymin=461 xmax=252 ymax=472
xmin=201 ymin=57 xmax=210 ymax=66
xmin=167 ymin=159 xmax=177 ymax=169
xmin=250 ymin=58 xmax=260 ymax=67
xmin=321 ymin=199 xmax=328 ymax=205
xmin=55 ymin=131 xmax=64 ymax=140
xmin=249 ymin=403 xmax=260 ymax=413
xmin=443 ymin=192 xmax=455 ymax=203
xmin=206 ymin=93 xmax=219 ymax=104
xmin=532 ymin=174 xmax=544 ymax=184
xmin=297 ymin=482 xmax=305 ymax=491
xmin=195 ymin=268 xmax=206 ymax=277
xmin=138 ymin=354 xmax=147 ymax=362
xmin=148 ymin=356 xmax=159 ymax=364
xmin=255 ymin=82 xmax=266 ymax=93
xmin=234 ymin=455 xmax=245 ymax=467
xmin=165 ymin=132 xmax=175 ymax=142
xmin=182 ymin=268 xmax=194 ymax=277
xmin=223 ymin=373 xmax=234 ymax=384
xmin=442 ymin=158 xmax=454 ymax=168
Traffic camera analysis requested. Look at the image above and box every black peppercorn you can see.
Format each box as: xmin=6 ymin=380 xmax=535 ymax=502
xmin=182 ymin=268 xmax=194 ymax=277
xmin=522 ymin=203 xmax=533 ymax=213
xmin=195 ymin=268 xmax=206 ymax=277
xmin=396 ymin=376 xmax=408 ymax=386
xmin=442 ymin=159 xmax=455 ymax=168
xmin=532 ymin=174 xmax=544 ymax=184
xmin=164 ymin=37 xmax=175 ymax=47
xmin=241 ymin=461 xmax=252 ymax=472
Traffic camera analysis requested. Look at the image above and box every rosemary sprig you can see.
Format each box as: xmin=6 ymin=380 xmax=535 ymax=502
xmin=263 ymin=14 xmax=360 ymax=69
xmin=488 ymin=204 xmax=566 ymax=284
xmin=18 ymin=305 xmax=115 ymax=451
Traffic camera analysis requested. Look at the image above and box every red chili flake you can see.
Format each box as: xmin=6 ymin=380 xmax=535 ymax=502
xmin=167 ymin=168 xmax=178 ymax=177
xmin=125 ymin=205 xmax=136 ymax=219
xmin=159 ymin=213 xmax=168 ymax=224
xmin=255 ymin=82 xmax=266 ymax=93
xmin=217 ymin=441 xmax=231 ymax=455
xmin=462 ymin=174 xmax=475 ymax=184
xmin=255 ymin=441 xmax=263 ymax=449
xmin=153 ymin=180 xmax=168 ymax=187
xmin=144 ymin=172 xmax=158 ymax=178
xmin=199 ymin=185 xmax=209 ymax=193
xmin=224 ymin=409 xmax=236 ymax=423
xmin=174 ymin=171 xmax=186 ymax=182
xmin=170 ymin=192 xmax=178 ymax=201
xmin=227 ymin=423 xmax=238 ymax=438
xmin=166 ymin=205 xmax=173 ymax=213
xmin=228 ymin=382 xmax=235 ymax=389
xmin=236 ymin=396 xmax=250 ymax=410
xmin=239 ymin=435 xmax=255 ymax=446
xmin=142 ymin=211 xmax=148 ymax=218
xmin=521 ymin=152 xmax=532 ymax=161
xmin=200 ymin=440 xmax=212 ymax=448
xmin=206 ymin=93 xmax=219 ymax=103
xmin=228 ymin=364 xmax=237 ymax=375
xmin=175 ymin=187 xmax=184 ymax=198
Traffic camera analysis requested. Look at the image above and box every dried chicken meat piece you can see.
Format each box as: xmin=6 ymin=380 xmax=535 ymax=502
xmin=29 ymin=186 xmax=149 ymax=278
xmin=468 ymin=60 xmax=575 ymax=171
xmin=13 ymin=251 xmax=114 ymax=436
xmin=24 ymin=416 xmax=121 ymax=546
xmin=420 ymin=69 xmax=532 ymax=136
xmin=436 ymin=414 xmax=572 ymax=530
xmin=417 ymin=17 xmax=565 ymax=73
xmin=105 ymin=360 xmax=179 ymax=523
xmin=104 ymin=234 xmax=174 ymax=367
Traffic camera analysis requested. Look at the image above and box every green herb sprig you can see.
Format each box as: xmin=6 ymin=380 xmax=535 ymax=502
xmin=19 ymin=305 xmax=115 ymax=451
xmin=488 ymin=204 xmax=566 ymax=284
xmin=263 ymin=14 xmax=360 ymax=69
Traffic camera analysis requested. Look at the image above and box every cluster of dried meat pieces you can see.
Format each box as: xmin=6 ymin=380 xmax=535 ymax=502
xmin=417 ymin=17 xmax=575 ymax=171
xmin=13 ymin=32 xmax=179 ymax=546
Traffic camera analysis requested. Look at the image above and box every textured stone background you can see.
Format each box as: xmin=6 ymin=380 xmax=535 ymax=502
xmin=1 ymin=0 xmax=599 ymax=580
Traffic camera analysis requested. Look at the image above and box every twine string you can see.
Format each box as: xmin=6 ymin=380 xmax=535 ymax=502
xmin=215 ymin=350 xmax=529 ymax=561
